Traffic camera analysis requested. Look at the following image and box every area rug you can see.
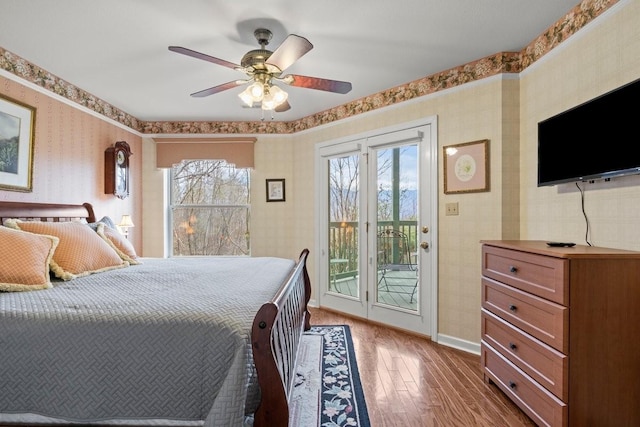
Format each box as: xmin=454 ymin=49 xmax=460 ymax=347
xmin=290 ymin=325 xmax=371 ymax=427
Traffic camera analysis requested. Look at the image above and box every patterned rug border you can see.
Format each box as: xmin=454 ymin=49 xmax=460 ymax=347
xmin=297 ymin=324 xmax=370 ymax=427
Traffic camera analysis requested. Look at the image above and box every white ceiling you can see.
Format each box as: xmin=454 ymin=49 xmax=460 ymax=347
xmin=0 ymin=0 xmax=579 ymax=123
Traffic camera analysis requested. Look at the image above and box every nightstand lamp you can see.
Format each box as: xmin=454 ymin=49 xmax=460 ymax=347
xmin=118 ymin=214 xmax=135 ymax=239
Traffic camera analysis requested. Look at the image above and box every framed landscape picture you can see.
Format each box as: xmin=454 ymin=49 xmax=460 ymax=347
xmin=0 ymin=94 xmax=35 ymax=192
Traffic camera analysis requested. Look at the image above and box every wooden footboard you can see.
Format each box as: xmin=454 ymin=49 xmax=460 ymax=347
xmin=251 ymin=248 xmax=311 ymax=427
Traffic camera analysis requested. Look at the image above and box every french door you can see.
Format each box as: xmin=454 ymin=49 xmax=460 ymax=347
xmin=316 ymin=118 xmax=438 ymax=337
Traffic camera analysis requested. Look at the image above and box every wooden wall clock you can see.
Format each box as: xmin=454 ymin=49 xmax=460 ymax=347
xmin=104 ymin=141 xmax=132 ymax=199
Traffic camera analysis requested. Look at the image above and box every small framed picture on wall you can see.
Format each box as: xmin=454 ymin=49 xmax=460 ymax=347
xmin=266 ymin=178 xmax=286 ymax=202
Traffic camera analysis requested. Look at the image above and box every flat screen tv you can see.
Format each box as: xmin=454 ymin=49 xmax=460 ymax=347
xmin=537 ymin=77 xmax=640 ymax=187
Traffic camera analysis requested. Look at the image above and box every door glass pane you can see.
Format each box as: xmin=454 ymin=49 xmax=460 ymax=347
xmin=328 ymin=154 xmax=359 ymax=297
xmin=375 ymin=145 xmax=418 ymax=310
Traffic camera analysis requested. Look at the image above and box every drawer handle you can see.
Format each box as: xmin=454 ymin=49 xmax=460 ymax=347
xmin=509 ymin=342 xmax=517 ymax=350
xmin=509 ymin=304 xmax=517 ymax=312
xmin=509 ymin=381 xmax=517 ymax=390
xmin=509 ymin=265 xmax=518 ymax=273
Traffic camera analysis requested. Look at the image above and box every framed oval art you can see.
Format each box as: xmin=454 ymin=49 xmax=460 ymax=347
xmin=443 ymin=139 xmax=490 ymax=194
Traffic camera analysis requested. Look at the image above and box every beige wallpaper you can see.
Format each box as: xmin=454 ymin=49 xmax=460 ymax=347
xmin=0 ymin=76 xmax=143 ymax=252
xmin=249 ymin=135 xmax=295 ymax=259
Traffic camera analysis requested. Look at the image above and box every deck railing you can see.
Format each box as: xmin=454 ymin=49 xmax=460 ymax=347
xmin=329 ymin=221 xmax=417 ymax=280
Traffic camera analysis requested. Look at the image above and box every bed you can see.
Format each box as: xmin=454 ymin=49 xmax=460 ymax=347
xmin=0 ymin=201 xmax=311 ymax=427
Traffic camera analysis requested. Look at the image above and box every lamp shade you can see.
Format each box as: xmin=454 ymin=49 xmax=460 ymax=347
xmin=238 ymin=88 xmax=254 ymax=106
xmin=248 ymin=81 xmax=264 ymax=99
xmin=261 ymin=85 xmax=288 ymax=110
xmin=118 ymin=215 xmax=135 ymax=228
xmin=238 ymin=81 xmax=265 ymax=107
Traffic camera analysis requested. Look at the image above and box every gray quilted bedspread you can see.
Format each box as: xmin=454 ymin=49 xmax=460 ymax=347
xmin=0 ymin=256 xmax=295 ymax=426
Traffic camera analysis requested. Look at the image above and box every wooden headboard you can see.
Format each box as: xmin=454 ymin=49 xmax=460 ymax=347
xmin=0 ymin=201 xmax=96 ymax=225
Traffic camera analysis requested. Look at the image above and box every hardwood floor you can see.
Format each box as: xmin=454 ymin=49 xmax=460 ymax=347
xmin=309 ymin=306 xmax=537 ymax=427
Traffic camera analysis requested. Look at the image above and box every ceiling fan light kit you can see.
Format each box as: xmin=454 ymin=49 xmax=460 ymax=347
xmin=238 ymin=80 xmax=289 ymax=110
xmin=169 ymin=28 xmax=352 ymax=114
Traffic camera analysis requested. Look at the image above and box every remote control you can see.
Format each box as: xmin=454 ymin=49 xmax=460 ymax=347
xmin=546 ymin=242 xmax=576 ymax=247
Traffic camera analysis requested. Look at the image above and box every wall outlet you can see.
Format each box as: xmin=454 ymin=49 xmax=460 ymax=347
xmin=446 ymin=202 xmax=459 ymax=216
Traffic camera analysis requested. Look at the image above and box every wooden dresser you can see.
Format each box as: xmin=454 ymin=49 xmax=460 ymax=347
xmin=480 ymin=240 xmax=640 ymax=427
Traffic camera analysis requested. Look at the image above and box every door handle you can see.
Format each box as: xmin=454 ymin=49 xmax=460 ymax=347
xmin=420 ymin=241 xmax=429 ymax=249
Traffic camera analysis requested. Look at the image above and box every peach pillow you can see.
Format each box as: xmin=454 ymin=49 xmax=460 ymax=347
xmin=96 ymin=222 xmax=141 ymax=265
xmin=0 ymin=226 xmax=59 ymax=291
xmin=5 ymin=219 xmax=128 ymax=280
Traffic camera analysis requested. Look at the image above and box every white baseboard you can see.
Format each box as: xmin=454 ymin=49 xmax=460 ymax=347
xmin=437 ymin=333 xmax=481 ymax=355
xmin=308 ymin=300 xmax=481 ymax=356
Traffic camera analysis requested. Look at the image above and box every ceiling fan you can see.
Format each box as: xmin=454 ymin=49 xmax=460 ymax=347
xmin=169 ymin=28 xmax=352 ymax=112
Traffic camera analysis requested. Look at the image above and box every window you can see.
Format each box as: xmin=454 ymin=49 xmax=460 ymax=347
xmin=170 ymin=160 xmax=250 ymax=256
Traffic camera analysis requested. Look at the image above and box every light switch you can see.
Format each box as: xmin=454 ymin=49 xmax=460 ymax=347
xmin=445 ymin=202 xmax=459 ymax=216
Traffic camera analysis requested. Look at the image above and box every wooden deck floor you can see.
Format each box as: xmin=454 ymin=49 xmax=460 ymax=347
xmin=331 ymin=270 xmax=419 ymax=310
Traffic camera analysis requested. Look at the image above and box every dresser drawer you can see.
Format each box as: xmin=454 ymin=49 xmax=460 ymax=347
xmin=481 ymin=309 xmax=568 ymax=400
xmin=482 ymin=245 xmax=568 ymax=304
xmin=482 ymin=277 xmax=568 ymax=352
xmin=482 ymin=342 xmax=567 ymax=427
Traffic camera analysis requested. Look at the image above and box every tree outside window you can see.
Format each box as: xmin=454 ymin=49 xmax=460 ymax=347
xmin=171 ymin=160 xmax=250 ymax=256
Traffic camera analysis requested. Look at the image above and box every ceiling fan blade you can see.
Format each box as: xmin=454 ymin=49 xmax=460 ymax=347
xmin=282 ymin=74 xmax=352 ymax=94
xmin=265 ymin=34 xmax=313 ymax=72
xmin=190 ymin=80 xmax=243 ymax=98
xmin=169 ymin=46 xmax=240 ymax=70
xmin=275 ymin=100 xmax=291 ymax=112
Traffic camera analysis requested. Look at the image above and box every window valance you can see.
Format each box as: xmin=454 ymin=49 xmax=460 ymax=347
xmin=155 ymin=137 xmax=256 ymax=168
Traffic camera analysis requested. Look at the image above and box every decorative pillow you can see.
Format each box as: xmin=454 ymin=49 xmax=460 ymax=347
xmin=87 ymin=216 xmax=117 ymax=231
xmin=96 ymin=222 xmax=141 ymax=265
xmin=0 ymin=226 xmax=59 ymax=291
xmin=5 ymin=220 xmax=128 ymax=281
